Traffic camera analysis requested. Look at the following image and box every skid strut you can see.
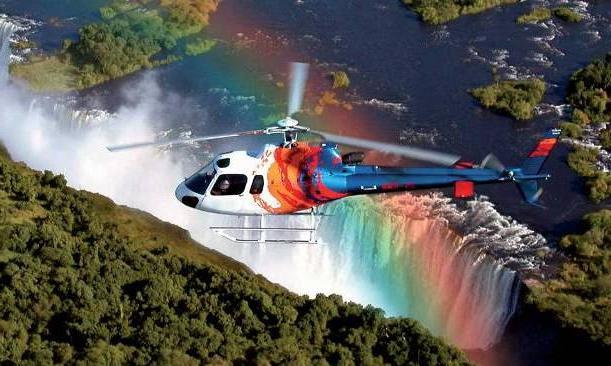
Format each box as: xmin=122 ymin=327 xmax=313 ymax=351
xmin=210 ymin=209 xmax=323 ymax=244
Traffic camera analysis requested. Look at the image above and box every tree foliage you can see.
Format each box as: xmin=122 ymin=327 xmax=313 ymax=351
xmin=552 ymin=6 xmax=583 ymax=23
xmin=565 ymin=54 xmax=611 ymax=202
xmin=12 ymin=0 xmax=219 ymax=90
xmin=0 ymin=151 xmax=470 ymax=365
xmin=402 ymin=0 xmax=517 ymax=25
xmin=560 ymin=121 xmax=583 ymax=139
xmin=516 ymin=7 xmax=551 ymax=24
xmin=470 ymin=78 xmax=546 ymax=120
xmin=567 ymin=54 xmax=611 ymax=125
xmin=567 ymin=146 xmax=599 ymax=178
xmin=529 ymin=210 xmax=611 ymax=347
xmin=330 ymin=71 xmax=350 ymax=89
xmin=185 ymin=38 xmax=217 ymax=56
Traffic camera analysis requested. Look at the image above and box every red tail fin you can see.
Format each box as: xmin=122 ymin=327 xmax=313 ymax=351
xmin=521 ymin=129 xmax=561 ymax=175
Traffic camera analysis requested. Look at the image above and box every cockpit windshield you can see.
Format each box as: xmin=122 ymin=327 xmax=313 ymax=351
xmin=185 ymin=162 xmax=216 ymax=195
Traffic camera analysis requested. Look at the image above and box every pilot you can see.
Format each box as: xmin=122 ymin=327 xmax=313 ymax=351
xmin=218 ymin=179 xmax=231 ymax=191
xmin=212 ymin=178 xmax=231 ymax=195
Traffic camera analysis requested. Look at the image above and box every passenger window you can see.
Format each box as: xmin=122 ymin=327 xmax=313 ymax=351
xmin=250 ymin=175 xmax=265 ymax=194
xmin=211 ymin=174 xmax=248 ymax=196
xmin=216 ymin=158 xmax=230 ymax=168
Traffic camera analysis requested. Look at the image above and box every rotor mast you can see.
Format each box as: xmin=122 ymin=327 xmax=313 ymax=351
xmin=278 ymin=62 xmax=310 ymax=147
xmin=106 ymin=62 xmax=461 ymax=167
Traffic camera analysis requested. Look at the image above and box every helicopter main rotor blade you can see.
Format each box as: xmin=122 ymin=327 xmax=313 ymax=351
xmin=287 ymin=62 xmax=310 ymax=116
xmin=310 ymin=129 xmax=461 ymax=167
xmin=107 ymin=129 xmax=268 ymax=152
xmin=481 ymin=153 xmax=506 ymax=173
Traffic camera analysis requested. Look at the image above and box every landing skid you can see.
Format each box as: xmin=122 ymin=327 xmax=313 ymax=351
xmin=210 ymin=209 xmax=325 ymax=244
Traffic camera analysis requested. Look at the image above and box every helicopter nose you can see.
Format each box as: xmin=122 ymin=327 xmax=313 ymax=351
xmin=175 ymin=182 xmax=199 ymax=208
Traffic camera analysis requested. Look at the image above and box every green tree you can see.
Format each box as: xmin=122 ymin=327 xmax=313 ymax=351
xmin=0 ymin=148 xmax=471 ymax=365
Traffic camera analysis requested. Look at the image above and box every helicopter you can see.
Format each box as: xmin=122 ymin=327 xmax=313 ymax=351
xmin=108 ymin=63 xmax=560 ymax=243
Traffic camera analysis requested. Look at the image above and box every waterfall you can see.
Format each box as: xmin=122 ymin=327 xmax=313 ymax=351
xmin=24 ymin=98 xmax=115 ymax=130
xmin=0 ymin=15 xmax=547 ymax=352
xmin=0 ymin=17 xmax=18 ymax=84
xmin=309 ymin=194 xmax=545 ymax=350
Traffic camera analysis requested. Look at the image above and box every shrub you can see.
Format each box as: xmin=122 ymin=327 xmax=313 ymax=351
xmin=572 ymin=108 xmax=592 ymax=125
xmin=402 ymin=0 xmax=517 ymax=25
xmin=560 ymin=122 xmax=583 ymax=138
xmin=517 ymin=7 xmax=551 ymax=24
xmin=567 ymin=54 xmax=611 ymax=124
xmin=587 ymin=173 xmax=611 ymax=203
xmin=567 ymin=146 xmax=599 ymax=178
xmin=553 ymin=6 xmax=583 ymax=23
xmin=600 ymin=129 xmax=611 ymax=150
xmin=470 ymin=78 xmax=546 ymax=120
xmin=330 ymin=71 xmax=350 ymax=89
xmin=185 ymin=38 xmax=217 ymax=56
xmin=530 ymin=210 xmax=611 ymax=346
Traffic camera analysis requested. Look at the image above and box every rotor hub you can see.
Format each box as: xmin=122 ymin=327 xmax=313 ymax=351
xmin=277 ymin=116 xmax=299 ymax=128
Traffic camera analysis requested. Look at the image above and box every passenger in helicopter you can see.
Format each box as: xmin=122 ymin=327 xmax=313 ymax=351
xmin=211 ymin=174 xmax=248 ymax=195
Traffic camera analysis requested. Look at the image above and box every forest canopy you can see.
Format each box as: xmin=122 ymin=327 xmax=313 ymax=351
xmin=529 ymin=210 xmax=611 ymax=348
xmin=0 ymin=147 xmax=470 ymax=365
xmin=10 ymin=0 xmax=220 ymax=91
xmin=516 ymin=7 xmax=551 ymax=24
xmin=402 ymin=0 xmax=517 ymax=25
xmin=469 ymin=78 xmax=546 ymax=120
xmin=552 ymin=6 xmax=584 ymax=23
xmin=562 ymin=53 xmax=611 ymax=202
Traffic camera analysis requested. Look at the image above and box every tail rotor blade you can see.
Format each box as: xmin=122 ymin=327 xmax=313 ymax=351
xmin=310 ymin=129 xmax=461 ymax=166
xmin=287 ymin=62 xmax=310 ymax=116
xmin=107 ymin=129 xmax=268 ymax=152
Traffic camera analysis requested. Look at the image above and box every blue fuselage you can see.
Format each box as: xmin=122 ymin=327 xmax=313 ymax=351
xmin=312 ymin=145 xmax=505 ymax=196
xmin=321 ymin=164 xmax=505 ymax=195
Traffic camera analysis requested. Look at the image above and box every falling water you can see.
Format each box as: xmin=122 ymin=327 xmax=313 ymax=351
xmin=28 ymin=98 xmax=115 ymax=129
xmin=0 ymin=12 xmax=547 ymax=355
xmin=0 ymin=17 xmax=18 ymax=84
xmin=312 ymin=193 xmax=546 ymax=350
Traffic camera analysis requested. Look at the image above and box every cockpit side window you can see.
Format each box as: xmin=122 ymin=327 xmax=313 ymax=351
xmin=185 ymin=163 xmax=216 ymax=195
xmin=211 ymin=174 xmax=248 ymax=196
xmin=250 ymin=175 xmax=265 ymax=194
xmin=216 ymin=158 xmax=230 ymax=168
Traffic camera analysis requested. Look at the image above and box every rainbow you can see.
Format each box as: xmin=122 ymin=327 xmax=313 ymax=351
xmin=316 ymin=195 xmax=519 ymax=351
xmin=206 ymin=1 xmax=390 ymax=143
xmin=205 ymin=2 xmax=519 ymax=362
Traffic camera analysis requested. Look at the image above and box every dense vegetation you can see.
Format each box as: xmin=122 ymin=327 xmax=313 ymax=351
xmin=567 ymin=54 xmax=611 ymax=125
xmin=330 ymin=71 xmax=350 ymax=89
xmin=516 ymin=7 xmax=551 ymax=24
xmin=516 ymin=5 xmax=583 ymax=25
xmin=561 ymin=54 xmax=611 ymax=202
xmin=469 ymin=78 xmax=546 ymax=120
xmin=529 ymin=55 xmax=611 ymax=357
xmin=552 ymin=6 xmax=584 ymax=23
xmin=401 ymin=0 xmax=517 ymax=25
xmin=0 ymin=147 xmax=470 ymax=365
xmin=529 ymin=210 xmax=611 ymax=348
xmin=11 ymin=0 xmax=220 ymax=91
